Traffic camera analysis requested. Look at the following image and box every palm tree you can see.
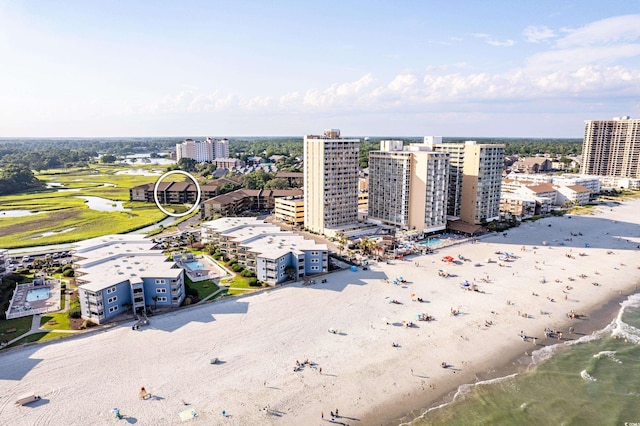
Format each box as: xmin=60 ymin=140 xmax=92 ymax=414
xmin=335 ymin=232 xmax=348 ymax=257
xmin=152 ymin=296 xmax=158 ymax=311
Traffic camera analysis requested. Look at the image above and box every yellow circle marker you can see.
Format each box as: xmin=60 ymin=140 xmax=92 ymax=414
xmin=153 ymin=170 xmax=201 ymax=217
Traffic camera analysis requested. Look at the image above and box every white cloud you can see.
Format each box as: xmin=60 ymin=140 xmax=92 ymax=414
xmin=556 ymin=14 xmax=640 ymax=48
xmin=523 ymin=25 xmax=556 ymax=43
xmin=472 ymin=33 xmax=515 ymax=47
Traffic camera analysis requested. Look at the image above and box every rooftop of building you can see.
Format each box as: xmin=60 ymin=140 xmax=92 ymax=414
xmin=73 ymin=235 xmax=179 ymax=292
xmin=522 ymin=183 xmax=556 ymax=193
xmin=201 ymin=217 xmax=327 ymax=259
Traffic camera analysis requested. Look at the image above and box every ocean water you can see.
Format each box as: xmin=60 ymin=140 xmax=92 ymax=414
xmin=408 ymin=292 xmax=640 ymax=426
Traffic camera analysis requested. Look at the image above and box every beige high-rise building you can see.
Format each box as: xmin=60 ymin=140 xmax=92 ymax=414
xmin=581 ymin=116 xmax=640 ymax=178
xmin=303 ymin=129 xmax=360 ymax=235
xmin=368 ymin=141 xmax=449 ymax=233
xmin=425 ymin=137 xmax=504 ymax=225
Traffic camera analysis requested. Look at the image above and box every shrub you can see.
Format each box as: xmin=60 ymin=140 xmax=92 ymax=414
xmin=247 ymin=277 xmax=259 ymax=286
xmin=231 ymin=264 xmax=243 ymax=272
xmin=227 ymin=259 xmax=237 ymax=266
xmin=62 ymin=269 xmax=75 ymax=277
xmin=81 ymin=319 xmax=96 ymax=329
xmin=240 ymin=269 xmax=255 ymax=277
xmin=68 ymin=295 xmax=81 ymax=318
xmin=68 ymin=306 xmax=82 ymax=318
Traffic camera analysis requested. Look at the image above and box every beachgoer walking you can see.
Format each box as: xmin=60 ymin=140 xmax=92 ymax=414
xmin=335 ymin=408 xmax=339 ymax=417
xmin=321 ymin=412 xmax=324 ymax=419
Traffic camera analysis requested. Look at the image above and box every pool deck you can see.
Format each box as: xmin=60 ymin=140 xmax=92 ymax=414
xmin=5 ymin=279 xmax=61 ymax=319
xmin=180 ymin=255 xmax=230 ymax=282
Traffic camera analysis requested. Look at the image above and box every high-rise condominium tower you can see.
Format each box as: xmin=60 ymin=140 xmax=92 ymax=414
xmin=368 ymin=141 xmax=449 ymax=233
xmin=303 ymin=129 xmax=360 ymax=235
xmin=425 ymin=137 xmax=504 ymax=225
xmin=176 ymin=137 xmax=229 ymax=162
xmin=581 ymin=116 xmax=640 ymax=178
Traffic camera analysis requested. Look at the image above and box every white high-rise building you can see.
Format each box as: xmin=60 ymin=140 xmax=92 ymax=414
xmin=211 ymin=137 xmax=230 ymax=159
xmin=425 ymin=137 xmax=504 ymax=225
xmin=176 ymin=137 xmax=229 ymax=162
xmin=303 ymin=129 xmax=360 ymax=235
xmin=368 ymin=141 xmax=449 ymax=233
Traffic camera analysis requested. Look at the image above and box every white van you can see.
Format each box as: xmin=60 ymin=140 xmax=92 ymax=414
xmin=21 ymin=255 xmax=31 ymax=263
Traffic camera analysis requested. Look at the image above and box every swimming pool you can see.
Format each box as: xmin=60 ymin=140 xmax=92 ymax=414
xmin=26 ymin=287 xmax=50 ymax=302
xmin=185 ymin=260 xmax=206 ymax=271
xmin=419 ymin=238 xmax=444 ymax=247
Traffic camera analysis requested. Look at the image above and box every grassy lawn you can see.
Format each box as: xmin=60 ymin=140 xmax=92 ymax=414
xmin=0 ymin=316 xmax=33 ymax=338
xmin=226 ymin=287 xmax=257 ymax=295
xmin=7 ymin=332 xmax=70 ymax=348
xmin=184 ymin=277 xmax=221 ymax=300
xmin=40 ymin=312 xmax=72 ymax=330
xmin=219 ymin=274 xmax=266 ymax=295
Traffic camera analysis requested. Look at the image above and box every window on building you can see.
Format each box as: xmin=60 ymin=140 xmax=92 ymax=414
xmin=157 ymin=288 xmax=166 ymax=293
xmin=311 ymin=266 xmax=319 ymax=271
xmin=109 ymin=305 xmax=119 ymax=313
xmin=108 ymin=296 xmax=117 ymax=304
xmin=107 ymin=287 xmax=116 ymax=294
xmin=157 ymin=297 xmax=167 ymax=302
xmin=155 ymin=279 xmax=166 ymax=284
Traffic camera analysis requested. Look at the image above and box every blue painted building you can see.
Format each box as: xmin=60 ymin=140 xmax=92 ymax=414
xmin=73 ymin=235 xmax=185 ymax=324
xmin=201 ymin=217 xmax=328 ymax=284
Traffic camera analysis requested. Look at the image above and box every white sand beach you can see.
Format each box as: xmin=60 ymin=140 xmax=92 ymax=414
xmin=1 ymin=199 xmax=639 ymax=426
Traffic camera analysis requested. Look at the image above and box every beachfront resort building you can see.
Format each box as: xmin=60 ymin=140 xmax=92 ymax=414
xmin=72 ymin=235 xmax=185 ymax=324
xmin=201 ymin=217 xmax=328 ymax=284
xmin=304 ymin=129 xmax=360 ymax=236
xmin=368 ymin=140 xmax=449 ymax=233
xmin=424 ymin=137 xmax=505 ymax=225
xmin=581 ymin=116 xmax=640 ymax=178
xmin=176 ymin=137 xmax=229 ymax=162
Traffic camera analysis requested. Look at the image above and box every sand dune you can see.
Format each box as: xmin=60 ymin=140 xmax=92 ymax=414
xmin=1 ymin=199 xmax=639 ymax=426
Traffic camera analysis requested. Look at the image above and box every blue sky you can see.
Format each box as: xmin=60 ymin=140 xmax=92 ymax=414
xmin=1 ymin=1 xmax=640 ymax=138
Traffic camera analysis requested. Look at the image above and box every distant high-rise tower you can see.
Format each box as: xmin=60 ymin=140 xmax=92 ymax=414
xmin=425 ymin=137 xmax=504 ymax=225
xmin=176 ymin=137 xmax=229 ymax=162
xmin=303 ymin=129 xmax=360 ymax=235
xmin=581 ymin=117 xmax=640 ymax=178
xmin=368 ymin=141 xmax=449 ymax=233
xmin=211 ymin=137 xmax=230 ymax=159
